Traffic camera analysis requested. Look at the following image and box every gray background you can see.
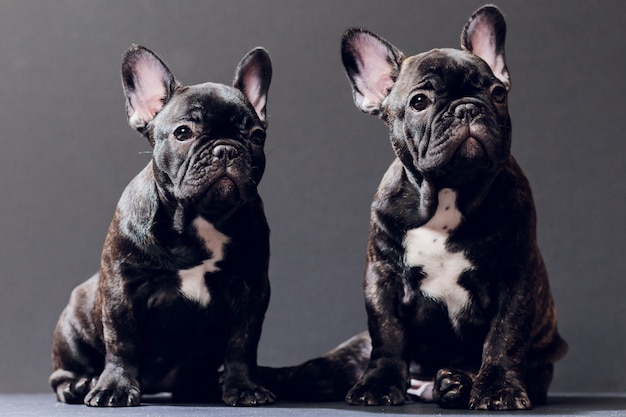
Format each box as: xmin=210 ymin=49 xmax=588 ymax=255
xmin=0 ymin=0 xmax=624 ymax=395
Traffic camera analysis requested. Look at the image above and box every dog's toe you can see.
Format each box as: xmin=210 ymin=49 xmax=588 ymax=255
xmin=84 ymin=386 xmax=141 ymax=407
xmin=469 ymin=385 xmax=532 ymax=410
xmin=223 ymin=385 xmax=276 ymax=406
xmin=346 ymin=381 xmax=406 ymax=406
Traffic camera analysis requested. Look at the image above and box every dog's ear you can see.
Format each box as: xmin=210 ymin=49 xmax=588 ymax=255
xmin=341 ymin=28 xmax=404 ymax=115
xmin=233 ymin=47 xmax=272 ymax=125
xmin=122 ymin=45 xmax=178 ymax=133
xmin=461 ymin=5 xmax=510 ymax=90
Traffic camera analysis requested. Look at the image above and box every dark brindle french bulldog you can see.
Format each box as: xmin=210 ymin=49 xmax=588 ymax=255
xmin=50 ymin=45 xmax=275 ymax=407
xmin=337 ymin=5 xmax=567 ymax=410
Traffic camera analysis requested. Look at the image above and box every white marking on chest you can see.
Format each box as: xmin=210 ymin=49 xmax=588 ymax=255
xmin=403 ymin=188 xmax=473 ymax=328
xmin=178 ymin=217 xmax=230 ymax=306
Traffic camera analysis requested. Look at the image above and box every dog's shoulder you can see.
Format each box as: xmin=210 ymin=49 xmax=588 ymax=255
xmin=117 ymin=162 xmax=159 ymax=226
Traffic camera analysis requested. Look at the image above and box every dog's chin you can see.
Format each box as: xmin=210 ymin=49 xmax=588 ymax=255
xmin=194 ymin=175 xmax=257 ymax=210
xmin=211 ymin=176 xmax=240 ymax=198
xmin=455 ymin=137 xmax=485 ymax=159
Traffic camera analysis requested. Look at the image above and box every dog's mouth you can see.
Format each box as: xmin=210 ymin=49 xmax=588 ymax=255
xmin=421 ymin=133 xmax=498 ymax=187
xmin=448 ymin=135 xmax=493 ymax=172
xmin=170 ymin=140 xmax=262 ymax=212
xmin=191 ymin=168 xmax=250 ymax=200
xmin=181 ymin=173 xmax=248 ymax=216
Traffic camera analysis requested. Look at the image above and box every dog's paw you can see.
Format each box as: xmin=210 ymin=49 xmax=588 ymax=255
xmin=469 ymin=371 xmax=531 ymax=410
xmin=84 ymin=386 xmax=141 ymax=407
xmin=345 ymin=377 xmax=406 ymax=406
xmin=222 ymin=385 xmax=276 ymax=406
xmin=432 ymin=368 xmax=472 ymax=409
xmin=54 ymin=376 xmax=96 ymax=404
xmin=84 ymin=372 xmax=140 ymax=407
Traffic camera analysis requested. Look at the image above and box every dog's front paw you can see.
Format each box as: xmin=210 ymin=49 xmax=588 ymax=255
xmin=345 ymin=374 xmax=407 ymax=406
xmin=469 ymin=370 xmax=531 ymax=410
xmin=222 ymin=384 xmax=276 ymax=406
xmin=84 ymin=370 xmax=140 ymax=407
xmin=432 ymin=368 xmax=472 ymax=409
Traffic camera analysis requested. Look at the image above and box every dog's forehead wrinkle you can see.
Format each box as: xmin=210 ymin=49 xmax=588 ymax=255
xmin=178 ymin=83 xmax=248 ymax=110
xmin=161 ymin=91 xmax=254 ymax=135
xmin=401 ymin=49 xmax=492 ymax=95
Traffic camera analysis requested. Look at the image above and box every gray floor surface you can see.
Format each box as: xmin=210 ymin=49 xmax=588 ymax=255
xmin=2 ymin=393 xmax=626 ymax=417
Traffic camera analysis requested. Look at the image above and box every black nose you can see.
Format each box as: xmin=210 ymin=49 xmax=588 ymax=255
xmin=212 ymin=144 xmax=238 ymax=160
xmin=454 ymin=103 xmax=480 ymax=121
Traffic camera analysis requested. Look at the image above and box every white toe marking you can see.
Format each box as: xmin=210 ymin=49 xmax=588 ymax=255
xmin=403 ymin=189 xmax=473 ymax=329
xmin=178 ymin=217 xmax=230 ymax=306
xmin=407 ymin=378 xmax=434 ymax=402
xmin=406 ymin=378 xmax=435 ymax=402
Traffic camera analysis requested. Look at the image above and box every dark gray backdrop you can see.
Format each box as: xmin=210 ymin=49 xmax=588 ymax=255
xmin=0 ymin=0 xmax=624 ymax=394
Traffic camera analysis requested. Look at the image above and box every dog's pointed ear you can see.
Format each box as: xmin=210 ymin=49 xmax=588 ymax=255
xmin=341 ymin=28 xmax=404 ymax=115
xmin=233 ymin=47 xmax=272 ymax=125
xmin=461 ymin=5 xmax=511 ymax=90
xmin=122 ymin=45 xmax=178 ymax=133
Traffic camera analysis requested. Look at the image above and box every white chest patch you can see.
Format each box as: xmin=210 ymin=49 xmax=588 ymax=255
xmin=403 ymin=188 xmax=473 ymax=328
xmin=178 ymin=217 xmax=230 ymax=306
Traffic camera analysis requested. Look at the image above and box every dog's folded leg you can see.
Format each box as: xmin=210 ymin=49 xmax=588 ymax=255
xmin=258 ymin=331 xmax=371 ymax=401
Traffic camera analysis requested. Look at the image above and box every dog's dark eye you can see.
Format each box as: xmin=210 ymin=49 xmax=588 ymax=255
xmin=409 ymin=94 xmax=431 ymax=111
xmin=249 ymin=128 xmax=266 ymax=145
xmin=491 ymin=86 xmax=507 ymax=104
xmin=173 ymin=125 xmax=193 ymax=141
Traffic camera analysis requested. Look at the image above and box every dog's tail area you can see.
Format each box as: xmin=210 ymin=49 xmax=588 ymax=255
xmin=257 ymin=331 xmax=371 ymax=401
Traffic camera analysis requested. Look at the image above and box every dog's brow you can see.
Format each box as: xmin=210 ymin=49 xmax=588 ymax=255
xmin=408 ymin=77 xmax=436 ymax=93
xmin=174 ymin=108 xmax=204 ymax=123
xmin=416 ymin=78 xmax=435 ymax=89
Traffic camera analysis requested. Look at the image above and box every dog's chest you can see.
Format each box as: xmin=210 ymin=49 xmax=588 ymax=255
xmin=177 ymin=217 xmax=230 ymax=306
xmin=403 ymin=188 xmax=473 ymax=328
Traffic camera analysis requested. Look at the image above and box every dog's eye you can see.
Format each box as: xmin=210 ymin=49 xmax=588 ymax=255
xmin=409 ymin=94 xmax=431 ymax=111
xmin=491 ymin=86 xmax=507 ymax=104
xmin=249 ymin=129 xmax=266 ymax=145
xmin=173 ymin=126 xmax=194 ymax=141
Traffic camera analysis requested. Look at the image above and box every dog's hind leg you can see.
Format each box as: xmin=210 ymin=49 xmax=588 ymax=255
xmin=50 ymin=275 xmax=103 ymax=404
xmin=50 ymin=324 xmax=102 ymax=404
xmin=258 ymin=331 xmax=371 ymax=401
xmin=49 ymin=369 xmax=97 ymax=404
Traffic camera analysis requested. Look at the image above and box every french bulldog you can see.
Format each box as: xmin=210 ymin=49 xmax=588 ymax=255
xmin=338 ymin=5 xmax=568 ymax=410
xmin=50 ymin=45 xmax=275 ymax=407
